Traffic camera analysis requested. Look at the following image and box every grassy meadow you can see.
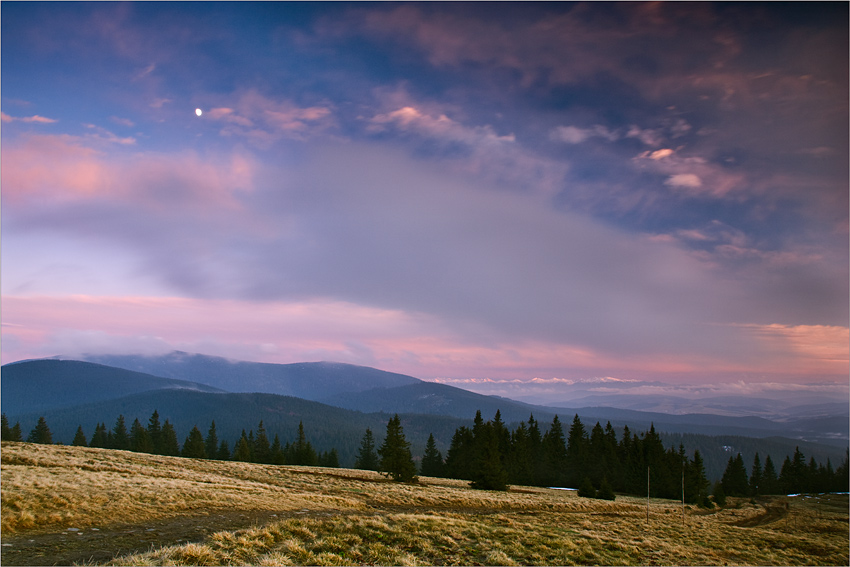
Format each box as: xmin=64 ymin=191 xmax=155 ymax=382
xmin=1 ymin=441 xmax=847 ymax=565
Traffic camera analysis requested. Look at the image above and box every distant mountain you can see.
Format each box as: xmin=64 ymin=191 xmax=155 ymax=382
xmin=319 ymin=381 xmax=554 ymax=424
xmin=1 ymin=359 xmax=225 ymax=415
xmin=4 ymin=389 xmax=470 ymax=468
xmin=5 ymin=388 xmax=845 ymax=482
xmin=73 ymin=352 xmax=421 ymax=399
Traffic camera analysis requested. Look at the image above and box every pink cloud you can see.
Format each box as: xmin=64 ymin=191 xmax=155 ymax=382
xmin=1 ymin=112 xmax=58 ymax=124
xmin=204 ymin=91 xmax=335 ymax=145
xmin=1 ymin=134 xmax=256 ymax=211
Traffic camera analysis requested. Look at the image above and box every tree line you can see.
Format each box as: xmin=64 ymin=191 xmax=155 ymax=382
xmin=1 ymin=412 xmax=340 ymax=468
xmin=6 ymin=410 xmax=848 ymax=502
xmin=716 ymin=446 xmax=849 ymax=502
xmin=356 ymin=410 xmax=849 ymax=503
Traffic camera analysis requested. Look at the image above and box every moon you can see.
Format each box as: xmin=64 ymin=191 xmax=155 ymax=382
xmin=195 ymin=108 xmax=203 ymax=117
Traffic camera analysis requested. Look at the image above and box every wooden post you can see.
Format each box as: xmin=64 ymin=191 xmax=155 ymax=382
xmin=646 ymin=465 xmax=650 ymax=524
xmin=681 ymin=462 xmax=685 ymax=526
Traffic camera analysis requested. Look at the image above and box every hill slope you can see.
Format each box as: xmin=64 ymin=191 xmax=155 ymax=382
xmin=1 ymin=359 xmax=225 ymax=415
xmin=74 ymin=352 xmax=421 ymax=399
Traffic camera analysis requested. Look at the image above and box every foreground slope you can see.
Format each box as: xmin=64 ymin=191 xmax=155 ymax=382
xmin=2 ymin=442 xmax=847 ymax=566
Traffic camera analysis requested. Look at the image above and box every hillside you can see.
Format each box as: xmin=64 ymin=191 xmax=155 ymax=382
xmin=73 ymin=352 xmax=421 ymax=399
xmin=1 ymin=359 xmax=225 ymax=415
xmin=2 ymin=442 xmax=847 ymax=566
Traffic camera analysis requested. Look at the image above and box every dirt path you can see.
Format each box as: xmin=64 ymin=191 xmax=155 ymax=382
xmin=0 ymin=509 xmax=303 ymax=566
xmin=728 ymin=504 xmax=788 ymax=527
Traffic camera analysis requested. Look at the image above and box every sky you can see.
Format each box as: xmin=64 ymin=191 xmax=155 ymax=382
xmin=2 ymin=2 xmax=848 ymax=399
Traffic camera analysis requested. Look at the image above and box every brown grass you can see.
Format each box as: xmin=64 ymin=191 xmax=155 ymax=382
xmin=2 ymin=441 xmax=848 ymax=565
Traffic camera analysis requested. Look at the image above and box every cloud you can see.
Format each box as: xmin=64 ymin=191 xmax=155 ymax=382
xmin=665 ymin=173 xmax=702 ymax=188
xmin=204 ymin=91 xmax=335 ymax=145
xmin=1 ymin=112 xmax=58 ymax=124
xmin=549 ymin=125 xmax=618 ymax=144
xmin=369 ymin=105 xmax=515 ymax=146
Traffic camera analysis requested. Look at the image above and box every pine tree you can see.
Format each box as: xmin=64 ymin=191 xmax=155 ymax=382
xmin=378 ymin=414 xmax=417 ymax=482
xmin=72 ymin=425 xmax=88 ymax=447
xmin=762 ymin=454 xmax=779 ymax=494
xmin=160 ymin=420 xmax=180 ymax=456
xmin=90 ymin=423 xmax=109 ymax=448
xmin=749 ymin=453 xmax=763 ymax=496
xmin=1 ymin=413 xmax=11 ymax=440
xmin=319 ymin=448 xmax=340 ymax=468
xmin=565 ymin=414 xmax=588 ymax=487
xmin=469 ymin=420 xmax=508 ymax=491
xmin=27 ymin=416 xmax=53 ymax=444
xmin=444 ymin=426 xmax=474 ymax=480
xmin=217 ymin=440 xmax=231 ymax=461
xmin=270 ymin=434 xmax=285 ymax=465
xmin=254 ymin=421 xmax=271 ymax=464
xmin=130 ymin=418 xmax=154 ymax=453
xmin=205 ymin=421 xmax=219 ymax=461
xmin=684 ymin=450 xmax=709 ymax=504
xmin=10 ymin=421 xmax=23 ymax=442
xmin=233 ymin=431 xmax=252 ymax=462
xmin=288 ymin=422 xmax=318 ymax=466
xmin=181 ymin=426 xmax=207 ymax=459
xmin=354 ymin=429 xmax=379 ymax=471
xmin=111 ymin=415 xmax=130 ymax=450
xmin=578 ymin=476 xmax=596 ymax=498
xmin=597 ymin=477 xmax=616 ymax=501
xmin=147 ymin=410 xmax=163 ymax=454
xmin=542 ymin=415 xmax=568 ymax=487
xmin=721 ymin=453 xmax=749 ymax=497
xmin=419 ymin=433 xmax=445 ymax=477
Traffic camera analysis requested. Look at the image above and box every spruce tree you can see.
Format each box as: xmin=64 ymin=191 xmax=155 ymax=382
xmin=27 ymin=416 xmax=53 ymax=445
xmin=1 ymin=413 xmax=11 ymax=440
xmin=205 ymin=421 xmax=219 ymax=461
xmin=577 ymin=476 xmax=596 ymax=498
xmin=130 ymin=418 xmax=154 ymax=453
xmin=72 ymin=425 xmax=88 ymax=447
xmin=420 ymin=433 xmax=445 ymax=477
xmin=160 ymin=420 xmax=180 ymax=456
xmin=147 ymin=410 xmax=163 ymax=454
xmin=233 ymin=431 xmax=252 ymax=462
xmin=10 ymin=421 xmax=23 ymax=442
xmin=721 ymin=453 xmax=749 ymax=497
xmin=378 ymin=414 xmax=417 ymax=482
xmin=469 ymin=420 xmax=508 ymax=491
xmin=289 ymin=422 xmax=317 ymax=466
xmin=684 ymin=450 xmax=709 ymax=504
xmin=217 ymin=440 xmax=231 ymax=461
xmin=565 ymin=414 xmax=588 ymax=487
xmin=254 ymin=421 xmax=271 ymax=464
xmin=444 ymin=426 xmax=474 ymax=480
xmin=762 ymin=454 xmax=779 ymax=494
xmin=597 ymin=477 xmax=616 ymax=501
xmin=543 ymin=415 xmax=568 ymax=487
xmin=354 ymin=429 xmax=379 ymax=471
xmin=750 ymin=453 xmax=763 ymax=496
xmin=111 ymin=415 xmax=130 ymax=450
xmin=90 ymin=423 xmax=109 ymax=448
xmin=270 ymin=434 xmax=285 ymax=465
xmin=181 ymin=426 xmax=207 ymax=459
xmin=319 ymin=448 xmax=340 ymax=468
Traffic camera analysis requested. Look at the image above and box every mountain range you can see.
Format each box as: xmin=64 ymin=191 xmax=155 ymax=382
xmin=2 ymin=351 xmax=847 ymax=481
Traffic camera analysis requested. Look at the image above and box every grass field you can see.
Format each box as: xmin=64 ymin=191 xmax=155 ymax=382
xmin=2 ymin=441 xmax=847 ymax=565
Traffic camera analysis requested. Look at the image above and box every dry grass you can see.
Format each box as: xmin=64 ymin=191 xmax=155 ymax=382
xmin=2 ymin=441 xmax=848 ymax=565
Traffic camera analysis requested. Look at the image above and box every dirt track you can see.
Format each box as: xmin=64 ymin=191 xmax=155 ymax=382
xmin=1 ymin=509 xmax=308 ymax=566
